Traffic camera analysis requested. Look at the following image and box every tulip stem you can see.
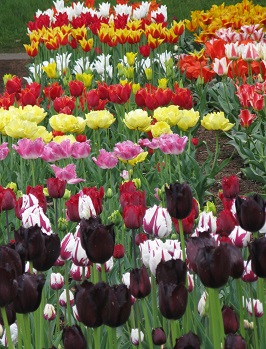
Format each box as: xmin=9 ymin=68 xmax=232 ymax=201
xmin=178 ymin=219 xmax=186 ymax=262
xmin=250 ymin=283 xmax=259 ymax=349
xmin=131 ymin=229 xmax=137 ymax=269
xmin=5 ymin=210 xmax=10 ymax=242
xmin=56 ymin=290 xmax=61 ymax=334
xmin=141 ymin=299 xmax=153 ymax=348
xmin=64 ymin=261 xmax=72 ymax=325
xmin=236 ymin=279 xmax=245 ymax=337
xmin=1 ymin=307 xmax=14 ymax=349
xmin=16 ymin=313 xmax=23 ymax=349
xmin=30 ymin=159 xmax=36 ymax=187
xmin=23 ymin=313 xmax=32 ymax=349
xmin=258 ymin=278 xmax=266 ymax=341
xmin=151 ymin=276 xmax=158 ymax=328
xmin=94 ymin=327 xmax=101 ymax=349
xmin=208 ymin=287 xmax=224 ymax=349
xmin=210 ymin=132 xmax=219 ymax=175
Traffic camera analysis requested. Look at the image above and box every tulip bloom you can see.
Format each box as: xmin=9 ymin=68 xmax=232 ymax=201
xmin=176 ymin=108 xmax=200 ymax=131
xmin=173 ymin=331 xmax=201 ymax=349
xmin=248 ymin=236 xmax=266 ymax=277
xmin=201 ymin=111 xmax=234 ymax=131
xmin=12 ymin=137 xmax=45 ymax=159
xmin=129 ymin=265 xmax=151 ymax=299
xmin=92 ymin=149 xmax=118 ymax=169
xmin=222 ymin=305 xmax=239 ymax=334
xmin=156 ymin=259 xmax=187 ymax=286
xmin=224 ymin=334 xmax=247 ymax=349
xmin=85 ymin=110 xmax=115 ymax=129
xmin=0 ymin=187 xmax=16 ymax=212
xmin=46 ymin=178 xmax=66 ymax=199
xmin=239 ymin=109 xmax=256 ymax=128
xmin=114 ymin=140 xmax=143 ymax=161
xmin=51 ymin=164 xmax=85 ymax=184
xmin=165 ymin=182 xmax=193 ymax=219
xmin=131 ymin=329 xmax=144 ymax=346
xmin=158 ymin=133 xmax=188 ymax=155
xmin=50 ymin=272 xmax=64 ymax=290
xmin=62 ymin=325 xmax=87 ymax=349
xmin=152 ymin=327 xmax=166 ymax=346
xmin=0 ymin=142 xmax=9 ymax=160
xmin=123 ymin=109 xmax=152 ymax=132
xmin=43 ymin=304 xmax=56 ymax=321
xmin=143 ymin=205 xmax=172 ymax=238
xmin=122 ymin=204 xmax=146 ymax=229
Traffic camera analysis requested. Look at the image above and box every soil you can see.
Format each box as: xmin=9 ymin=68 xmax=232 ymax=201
xmin=0 ymin=59 xmax=263 ymax=213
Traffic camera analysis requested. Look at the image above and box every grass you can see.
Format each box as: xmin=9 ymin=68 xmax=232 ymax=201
xmin=0 ymin=0 xmax=265 ymax=53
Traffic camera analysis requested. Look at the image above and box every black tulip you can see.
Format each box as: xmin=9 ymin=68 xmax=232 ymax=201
xmin=224 ymin=333 xmax=247 ymax=349
xmin=224 ymin=243 xmax=244 ymax=279
xmin=222 ymin=305 xmax=239 ymax=334
xmin=130 ymin=264 xmax=151 ymax=299
xmin=0 ymin=267 xmax=18 ymax=307
xmin=0 ymin=245 xmax=23 ymax=278
xmin=195 ymin=244 xmax=231 ymax=288
xmin=158 ymin=281 xmax=188 ymax=320
xmin=0 ymin=303 xmax=16 ymax=326
xmin=15 ymin=225 xmax=44 ymax=262
xmin=249 ymin=236 xmax=266 ymax=277
xmin=173 ymin=331 xmax=201 ymax=349
xmin=79 ymin=217 xmax=115 ymax=264
xmin=62 ymin=325 xmax=87 ymax=349
xmin=156 ymin=258 xmax=187 ymax=285
xmin=152 ymin=327 xmax=166 ymax=345
xmin=235 ymin=194 xmax=265 ymax=232
xmin=165 ymin=182 xmax=193 ymax=219
xmin=13 ymin=273 xmax=46 ymax=313
xmin=102 ymin=284 xmax=131 ymax=327
xmin=32 ymin=233 xmax=61 ymax=271
xmin=75 ymin=281 xmax=108 ymax=327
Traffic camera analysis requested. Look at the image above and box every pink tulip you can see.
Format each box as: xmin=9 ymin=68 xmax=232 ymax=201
xmin=71 ymin=140 xmax=91 ymax=159
xmin=138 ymin=138 xmax=160 ymax=149
xmin=40 ymin=139 xmax=73 ymax=162
xmin=158 ymin=133 xmax=188 ymax=155
xmin=92 ymin=149 xmax=118 ymax=169
xmin=50 ymin=164 xmax=85 ymax=184
xmin=114 ymin=140 xmax=143 ymax=160
xmin=12 ymin=138 xmax=45 ymax=159
xmin=0 ymin=142 xmax=9 ymax=160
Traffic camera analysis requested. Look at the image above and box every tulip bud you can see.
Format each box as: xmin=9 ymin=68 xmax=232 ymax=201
xmin=173 ymin=331 xmax=201 ymax=349
xmin=130 ymin=264 xmax=151 ymax=299
xmin=246 ymin=298 xmax=263 ymax=317
xmin=222 ymin=305 xmax=239 ymax=334
xmin=222 ymin=175 xmax=240 ymax=199
xmin=108 ymin=210 xmax=122 ymax=225
xmin=143 ymin=205 xmax=172 ymax=238
xmin=60 ymin=233 xmax=75 ymax=261
xmin=63 ymin=189 xmax=71 ymax=200
xmin=5 ymin=182 xmax=18 ymax=194
xmin=50 ymin=272 xmax=64 ymax=290
xmin=105 ymin=188 xmax=113 ymax=198
xmin=113 ymin=244 xmax=125 ymax=259
xmin=224 ymin=333 xmax=247 ymax=349
xmin=62 ymin=325 xmax=87 ymax=349
xmin=165 ymin=182 xmax=193 ymax=219
xmin=43 ymin=304 xmax=56 ymax=321
xmin=130 ymin=328 xmax=144 ymax=346
xmin=132 ymin=178 xmax=141 ymax=189
xmin=59 ymin=289 xmax=75 ymax=307
xmin=198 ymin=291 xmax=208 ymax=317
xmin=152 ymin=327 xmax=166 ymax=345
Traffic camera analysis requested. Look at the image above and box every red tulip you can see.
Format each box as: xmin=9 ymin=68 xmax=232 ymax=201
xmin=46 ymin=178 xmax=66 ymax=199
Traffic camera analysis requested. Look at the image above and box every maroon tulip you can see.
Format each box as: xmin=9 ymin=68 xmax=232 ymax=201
xmin=224 ymin=333 xmax=247 ymax=349
xmin=222 ymin=175 xmax=240 ymax=199
xmin=0 ymin=187 xmax=16 ymax=212
xmin=158 ymin=281 xmax=188 ymax=320
xmin=152 ymin=327 xmax=166 ymax=345
xmin=130 ymin=264 xmax=151 ymax=299
xmin=113 ymin=244 xmax=125 ymax=259
xmin=165 ymin=182 xmax=193 ymax=219
xmin=13 ymin=273 xmax=45 ymax=313
xmin=79 ymin=217 xmax=115 ymax=264
xmin=156 ymin=258 xmax=187 ymax=285
xmin=123 ymin=205 xmax=146 ymax=229
xmin=102 ymin=284 xmax=132 ymax=327
xmin=69 ymin=80 xmax=85 ymax=97
xmin=235 ymin=194 xmax=265 ymax=232
xmin=0 ymin=267 xmax=18 ymax=307
xmin=225 ymin=243 xmax=244 ymax=279
xmin=46 ymin=177 xmax=67 ymax=199
xmin=173 ymin=331 xmax=201 ymax=349
xmin=62 ymin=325 xmax=87 ymax=349
xmin=249 ymin=236 xmax=266 ymax=277
xmin=216 ymin=209 xmax=237 ymax=236
xmin=0 ymin=303 xmax=16 ymax=326
xmin=65 ymin=194 xmax=80 ymax=222
xmin=222 ymin=305 xmax=239 ymax=334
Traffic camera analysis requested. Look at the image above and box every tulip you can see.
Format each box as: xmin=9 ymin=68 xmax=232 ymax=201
xmin=201 ymin=111 xmax=234 ymax=131
xmin=156 ymin=258 xmax=187 ymax=285
xmin=0 ymin=303 xmax=16 ymax=326
xmin=235 ymin=194 xmax=265 ymax=232
xmin=71 ymin=237 xmax=90 ymax=267
xmin=59 ymin=290 xmax=75 ymax=307
xmin=198 ymin=291 xmax=208 ymax=317
xmin=60 ymin=233 xmax=76 ymax=261
xmin=173 ymin=331 xmax=201 ymax=349
xmin=92 ymin=149 xmax=118 ymax=169
xmin=46 ymin=178 xmax=66 ymax=199
xmin=50 ymin=272 xmax=64 ymax=290
xmin=13 ymin=273 xmax=45 ymax=313
xmin=130 ymin=328 xmax=144 ymax=346
xmin=51 ymin=164 xmax=85 ymax=185
xmin=224 ymin=334 xmax=247 ymax=349
xmin=152 ymin=327 xmax=166 ymax=345
xmin=113 ymin=244 xmax=125 ymax=259
xmin=69 ymin=80 xmax=85 ymax=97
xmin=85 ymin=110 xmax=115 ymax=129
xmin=165 ymin=182 xmax=193 ymax=219
xmin=12 ymin=138 xmax=45 ymax=159
xmin=129 ymin=265 xmax=151 ymax=299
xmin=122 ymin=204 xmax=146 ymax=229
xmin=176 ymin=108 xmax=200 ymax=131
xmin=15 ymin=225 xmax=45 ymax=262
xmin=26 ymin=185 xmax=47 ymax=213
xmin=225 ymin=244 xmax=244 ymax=279
xmin=0 ymin=142 xmax=9 ymax=160
xmin=248 ymin=236 xmax=266 ymax=277
xmin=246 ymin=298 xmax=263 ymax=317
xmin=62 ymin=325 xmax=87 ymax=349
xmin=222 ymin=305 xmax=239 ymax=334
xmin=114 ymin=140 xmax=143 ymax=161
xmin=143 ymin=205 xmax=172 ymax=238
xmin=239 ymin=109 xmax=256 ymax=128
xmin=43 ymin=304 xmax=56 ymax=321
xmin=0 ymin=267 xmax=19 ymax=308
xmin=241 ymin=260 xmax=258 ymax=282
xmin=213 ymin=57 xmax=229 ymax=76
xmin=123 ymin=109 xmax=152 ymax=132
xmin=70 ymin=264 xmax=90 ymax=281
xmin=222 ymin=175 xmax=240 ymax=199
xmin=79 ymin=217 xmax=115 ymax=264
xmin=158 ymin=281 xmax=188 ymax=319
xmin=0 ymin=187 xmax=16 ymax=212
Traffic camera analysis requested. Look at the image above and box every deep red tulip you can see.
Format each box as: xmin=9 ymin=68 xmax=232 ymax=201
xmin=235 ymin=194 xmax=265 ymax=232
xmin=0 ymin=267 xmax=18 ymax=307
xmin=139 ymin=45 xmax=151 ymax=57
xmin=165 ymin=182 xmax=193 ymax=220
xmin=69 ymin=80 xmax=85 ymax=97
xmin=82 ymin=186 xmax=104 ymax=216
xmin=53 ymin=96 xmax=76 ymax=114
xmin=123 ymin=205 xmax=146 ymax=229
xmin=135 ymin=233 xmax=148 ymax=246
xmin=216 ymin=209 xmax=237 ymax=236
xmin=249 ymin=236 xmax=266 ymax=277
xmin=65 ymin=194 xmax=80 ymax=222
xmin=79 ymin=217 xmax=115 ymax=264
xmin=62 ymin=325 xmax=87 ymax=349
xmin=173 ymin=331 xmax=201 ymax=349
xmin=26 ymin=185 xmax=47 ymax=213
xmin=46 ymin=177 xmax=67 ymax=199
xmin=0 ymin=186 xmax=16 ymax=212
xmin=156 ymin=259 xmax=187 ymax=285
xmin=224 ymin=333 xmax=247 ymax=349
xmin=87 ymin=89 xmax=100 ymax=108
xmin=225 ymin=243 xmax=244 ymax=279
xmin=222 ymin=175 xmax=240 ymax=199
xmin=43 ymin=82 xmax=64 ymax=100
xmin=222 ymin=305 xmax=239 ymax=334
xmin=0 ymin=303 xmax=16 ymax=326
xmin=152 ymin=327 xmax=166 ymax=345
xmin=113 ymin=244 xmax=125 ymax=259
xmin=130 ymin=264 xmax=151 ymax=299
xmin=13 ymin=273 xmax=45 ymax=313
xmin=158 ymin=281 xmax=188 ymax=320
xmin=6 ymin=76 xmax=22 ymax=94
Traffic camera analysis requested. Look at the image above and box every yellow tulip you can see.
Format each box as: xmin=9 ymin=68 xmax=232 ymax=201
xmin=132 ymin=83 xmax=141 ymax=94
xmin=53 ymin=135 xmax=77 ymax=143
xmin=153 ymin=106 xmax=180 ymax=127
xmin=201 ymin=111 xmax=234 ymax=131
xmin=151 ymin=121 xmax=172 ymax=138
xmin=0 ymin=108 xmax=12 ymax=135
xmin=5 ymin=118 xmax=38 ymax=139
xmin=177 ymin=108 xmax=200 ymax=131
xmin=158 ymin=78 xmax=168 ymax=89
xmin=50 ymin=114 xmax=86 ymax=134
xmin=17 ymin=105 xmax=47 ymax=124
xmin=119 ymin=151 xmax=148 ymax=167
xmin=125 ymin=67 xmax=134 ymax=80
xmin=85 ymin=110 xmax=116 ymax=130
xmin=42 ymin=62 xmax=57 ymax=79
xmin=123 ymin=109 xmax=152 ymax=132
xmin=31 ymin=126 xmax=53 ymax=143
xmin=76 ymin=73 xmax=93 ymax=88
xmin=145 ymin=68 xmax=153 ymax=81
xmin=126 ymin=52 xmax=138 ymax=67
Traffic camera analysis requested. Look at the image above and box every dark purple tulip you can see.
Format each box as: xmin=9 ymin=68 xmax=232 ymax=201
xmin=102 ymin=284 xmax=131 ymax=327
xmin=224 ymin=243 xmax=244 ymax=279
xmin=0 ymin=267 xmax=18 ymax=307
xmin=158 ymin=282 xmax=188 ymax=320
xmin=165 ymin=182 xmax=193 ymax=219
xmin=173 ymin=331 xmax=201 ymax=349
xmin=75 ymin=281 xmax=108 ymax=327
xmin=79 ymin=217 xmax=115 ymax=264
xmin=222 ymin=305 xmax=239 ymax=334
xmin=130 ymin=264 xmax=151 ymax=298
xmin=0 ymin=245 xmax=23 ymax=278
xmin=152 ymin=327 xmax=166 ymax=345
xmin=235 ymin=194 xmax=265 ymax=232
xmin=13 ymin=273 xmax=46 ymax=313
xmin=62 ymin=325 xmax=87 ymax=349
xmin=32 ymin=233 xmax=61 ymax=271
xmin=186 ymin=235 xmax=217 ymax=273
xmin=15 ymin=225 xmax=44 ymax=262
xmin=195 ymin=244 xmax=231 ymax=288
xmin=224 ymin=333 xmax=247 ymax=349
xmin=156 ymin=258 xmax=187 ymax=285
xmin=0 ymin=303 xmax=16 ymax=325
xmin=249 ymin=236 xmax=266 ymax=277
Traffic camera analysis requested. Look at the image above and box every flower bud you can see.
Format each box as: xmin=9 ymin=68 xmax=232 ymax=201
xmin=59 ymin=289 xmax=75 ymax=307
xmin=222 ymin=305 xmax=239 ymax=334
xmin=113 ymin=244 xmax=125 ymax=259
xmin=43 ymin=304 xmax=56 ymax=321
xmin=50 ymin=272 xmax=64 ymax=290
xmin=152 ymin=327 xmax=166 ymax=345
xmin=131 ymin=329 xmax=144 ymax=346
xmin=105 ymin=188 xmax=113 ymax=198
